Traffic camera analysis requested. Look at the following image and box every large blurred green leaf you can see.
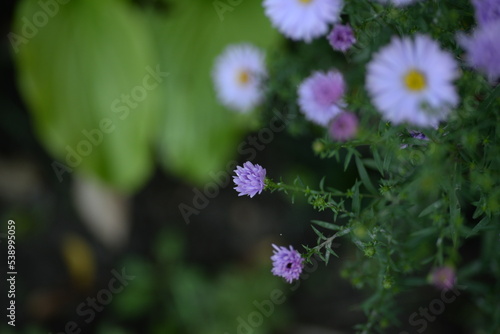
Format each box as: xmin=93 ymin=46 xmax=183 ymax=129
xmin=150 ymin=1 xmax=281 ymax=184
xmin=12 ymin=0 xmax=160 ymax=191
xmin=12 ymin=0 xmax=282 ymax=189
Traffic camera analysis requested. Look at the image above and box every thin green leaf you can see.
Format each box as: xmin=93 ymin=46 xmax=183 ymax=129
xmin=420 ymin=255 xmax=435 ymax=265
xmin=352 ymin=182 xmax=361 ymax=215
xmin=311 ymin=220 xmax=341 ymax=231
xmin=326 ymin=246 xmax=339 ymax=258
xmin=472 ymin=198 xmax=485 ymax=219
xmin=411 ymin=226 xmax=438 ymax=237
xmin=355 ymin=155 xmax=378 ymax=195
xmin=383 ymin=151 xmax=393 ymax=172
xmin=372 ymin=147 xmax=384 ymax=175
xmin=335 ymin=227 xmax=353 ymax=238
xmin=344 ymin=149 xmax=355 ymax=171
xmin=362 ymin=159 xmax=379 ymax=172
xmin=418 ymin=200 xmax=443 ymax=218
xmin=311 ymin=225 xmax=327 ymax=240
xmin=319 ymin=176 xmax=326 ymax=191
xmin=324 ymin=248 xmax=331 ymax=265
xmin=467 ymin=216 xmax=491 ymax=238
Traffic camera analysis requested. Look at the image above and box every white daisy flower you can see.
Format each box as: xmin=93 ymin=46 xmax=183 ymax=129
xmin=212 ymin=43 xmax=266 ymax=113
xmin=366 ymin=35 xmax=459 ymax=128
xmin=263 ymin=0 xmax=344 ymax=42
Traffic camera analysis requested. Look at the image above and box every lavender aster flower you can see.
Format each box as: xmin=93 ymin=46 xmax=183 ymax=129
xmin=233 ymin=162 xmax=266 ymax=198
xmin=298 ymin=70 xmax=346 ymax=126
xmin=400 ymin=130 xmax=429 ymax=148
xmin=329 ymin=111 xmax=358 ymax=141
xmin=328 ymin=24 xmax=356 ymax=52
xmin=430 ymin=266 xmax=456 ymax=290
xmin=459 ymin=21 xmax=500 ymax=82
xmin=473 ymin=0 xmax=500 ymax=26
xmin=271 ymin=244 xmax=304 ymax=283
xmin=408 ymin=130 xmax=428 ymax=141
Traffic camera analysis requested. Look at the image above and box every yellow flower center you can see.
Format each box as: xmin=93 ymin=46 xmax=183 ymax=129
xmin=299 ymin=0 xmax=312 ymax=3
xmin=404 ymin=69 xmax=427 ymax=92
xmin=237 ymin=70 xmax=250 ymax=86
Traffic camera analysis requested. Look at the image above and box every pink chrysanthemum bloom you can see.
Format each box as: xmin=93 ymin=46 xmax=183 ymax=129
xmin=233 ymin=162 xmax=267 ymax=198
xmin=329 ymin=111 xmax=358 ymax=141
xmin=298 ymin=70 xmax=346 ymax=126
xmin=328 ymin=24 xmax=356 ymax=52
xmin=458 ymin=21 xmax=500 ymax=82
xmin=271 ymin=244 xmax=304 ymax=283
xmin=212 ymin=43 xmax=266 ymax=113
xmin=263 ymin=0 xmax=344 ymax=42
xmin=430 ymin=266 xmax=456 ymax=290
xmin=366 ymin=35 xmax=459 ymax=127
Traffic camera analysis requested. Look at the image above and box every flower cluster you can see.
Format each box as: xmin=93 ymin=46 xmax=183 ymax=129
xmin=214 ymin=14 xmax=465 ymax=131
xmin=218 ymin=0 xmax=499 ymax=330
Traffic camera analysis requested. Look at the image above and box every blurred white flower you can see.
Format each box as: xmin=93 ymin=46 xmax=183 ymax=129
xmin=212 ymin=43 xmax=266 ymax=112
xmin=263 ymin=0 xmax=343 ymax=42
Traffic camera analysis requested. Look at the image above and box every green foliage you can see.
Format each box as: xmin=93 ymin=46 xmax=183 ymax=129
xmin=111 ymin=229 xmax=289 ymax=334
xmin=13 ymin=0 xmax=160 ymax=191
xmin=12 ymin=0 xmax=281 ymax=189
xmin=261 ymin=0 xmax=500 ymax=332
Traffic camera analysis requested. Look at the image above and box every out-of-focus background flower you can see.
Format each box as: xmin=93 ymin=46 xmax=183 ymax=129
xmin=0 ymin=0 xmax=478 ymax=333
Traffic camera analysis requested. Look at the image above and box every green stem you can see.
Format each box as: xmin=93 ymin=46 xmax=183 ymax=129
xmin=314 ymin=227 xmax=352 ymax=252
xmin=266 ymin=179 xmax=377 ymax=199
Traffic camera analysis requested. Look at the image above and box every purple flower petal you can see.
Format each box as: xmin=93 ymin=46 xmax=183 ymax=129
xmin=271 ymin=244 xmax=304 ymax=283
xmin=233 ymin=162 xmax=266 ymax=198
xmin=328 ymin=24 xmax=356 ymax=52
xmin=329 ymin=111 xmax=359 ymax=141
xmin=431 ymin=266 xmax=456 ymax=290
